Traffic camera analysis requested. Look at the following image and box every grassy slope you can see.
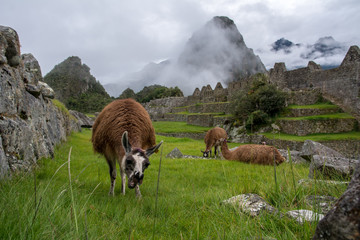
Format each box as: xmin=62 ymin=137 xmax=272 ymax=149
xmin=287 ymin=104 xmax=339 ymax=110
xmin=152 ymin=121 xmax=212 ymax=134
xmin=0 ymin=127 xmax=349 ymax=239
xmin=262 ymin=131 xmax=360 ymax=142
xmin=278 ymin=112 xmax=354 ymax=121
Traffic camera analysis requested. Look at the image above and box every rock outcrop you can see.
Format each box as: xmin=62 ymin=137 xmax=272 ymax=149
xmin=69 ymin=110 xmax=94 ymax=128
xmin=312 ymin=161 xmax=360 ymax=239
xmin=301 ymin=140 xmax=344 ymax=161
xmin=0 ymin=26 xmax=80 ymax=177
xmin=44 ymin=56 xmax=112 ymax=113
xmin=309 ymin=155 xmax=359 ymax=179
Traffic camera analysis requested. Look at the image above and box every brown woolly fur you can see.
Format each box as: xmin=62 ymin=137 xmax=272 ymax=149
xmin=220 ymin=140 xmax=285 ymax=165
xmin=203 ymin=127 xmax=227 ymax=157
xmin=92 ymin=98 xmax=156 ymax=157
xmin=91 ymin=98 xmax=160 ymax=196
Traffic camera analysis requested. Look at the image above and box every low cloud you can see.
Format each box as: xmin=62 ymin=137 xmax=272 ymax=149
xmin=106 ymin=17 xmax=266 ymax=96
xmin=257 ymin=36 xmax=350 ymax=70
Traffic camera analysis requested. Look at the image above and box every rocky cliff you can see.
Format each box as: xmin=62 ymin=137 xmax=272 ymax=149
xmin=44 ymin=56 xmax=112 ymax=113
xmin=0 ymin=26 xmax=80 ymax=177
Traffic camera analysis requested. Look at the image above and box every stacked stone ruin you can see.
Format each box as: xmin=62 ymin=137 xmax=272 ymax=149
xmin=145 ymin=45 xmax=360 ymax=126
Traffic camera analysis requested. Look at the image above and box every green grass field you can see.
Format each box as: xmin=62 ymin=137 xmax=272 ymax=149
xmin=262 ymin=131 xmax=360 ymax=142
xmin=0 ymin=126 xmax=349 ymax=239
xmin=153 ymin=121 xmax=212 ymax=134
xmin=287 ymin=104 xmax=339 ymax=110
xmin=278 ymin=112 xmax=355 ymax=121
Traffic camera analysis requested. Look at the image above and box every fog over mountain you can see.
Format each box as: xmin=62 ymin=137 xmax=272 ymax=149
xmin=105 ymin=16 xmax=266 ymax=97
xmin=104 ymin=16 xmax=353 ymax=97
xmin=261 ymin=36 xmax=349 ymax=69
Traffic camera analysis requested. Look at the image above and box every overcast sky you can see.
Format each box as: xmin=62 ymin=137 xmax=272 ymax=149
xmin=1 ymin=0 xmax=359 ymax=87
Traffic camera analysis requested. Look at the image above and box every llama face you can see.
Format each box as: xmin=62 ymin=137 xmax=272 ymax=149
xmin=121 ymin=131 xmax=162 ymax=189
xmin=124 ymin=149 xmax=150 ymax=189
xmin=202 ymin=150 xmax=210 ymax=158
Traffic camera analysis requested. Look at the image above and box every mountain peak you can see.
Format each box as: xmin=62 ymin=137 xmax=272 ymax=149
xmin=107 ymin=16 xmax=267 ymax=96
xmin=178 ymin=16 xmax=265 ymax=81
xmin=210 ymin=16 xmax=236 ymax=29
xmin=272 ymin=38 xmax=295 ymax=52
xmin=44 ymin=56 xmax=111 ymax=112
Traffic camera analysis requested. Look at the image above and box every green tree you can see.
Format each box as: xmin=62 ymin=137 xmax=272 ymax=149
xmin=135 ymin=85 xmax=184 ymax=103
xmin=231 ymin=74 xmax=287 ymax=131
xmin=118 ymin=88 xmax=136 ymax=99
xmin=44 ymin=56 xmax=113 ymax=113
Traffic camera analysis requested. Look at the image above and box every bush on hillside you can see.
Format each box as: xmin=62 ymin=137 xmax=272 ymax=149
xmin=122 ymin=85 xmax=184 ymax=103
xmin=231 ymin=74 xmax=287 ymax=131
xmin=118 ymin=88 xmax=136 ymax=100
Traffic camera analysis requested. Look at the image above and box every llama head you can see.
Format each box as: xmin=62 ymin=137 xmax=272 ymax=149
xmin=121 ymin=131 xmax=163 ymax=189
xmin=201 ymin=150 xmax=211 ymax=158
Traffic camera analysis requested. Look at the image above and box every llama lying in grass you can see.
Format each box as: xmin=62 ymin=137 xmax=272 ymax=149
xmin=219 ymin=139 xmax=285 ymax=165
xmin=91 ymin=98 xmax=163 ymax=197
xmin=202 ymin=127 xmax=228 ymax=158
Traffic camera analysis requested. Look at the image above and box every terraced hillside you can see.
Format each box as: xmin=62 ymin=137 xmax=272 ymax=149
xmin=258 ymin=102 xmax=360 ymax=158
xmin=276 ymin=104 xmax=357 ymax=136
xmin=161 ymin=102 xmax=232 ymax=127
xmin=145 ymin=95 xmax=360 ymax=158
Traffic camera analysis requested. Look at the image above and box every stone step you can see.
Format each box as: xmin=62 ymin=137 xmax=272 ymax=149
xmin=276 ymin=115 xmax=357 ymax=136
xmin=162 ymin=113 xmax=232 ymax=127
xmin=284 ymin=105 xmax=342 ymax=117
xmin=171 ymin=102 xmax=231 ymax=114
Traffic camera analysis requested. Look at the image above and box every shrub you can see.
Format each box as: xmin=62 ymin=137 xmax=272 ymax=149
xmin=231 ymin=75 xmax=287 ymax=130
xmin=245 ymin=110 xmax=269 ymax=131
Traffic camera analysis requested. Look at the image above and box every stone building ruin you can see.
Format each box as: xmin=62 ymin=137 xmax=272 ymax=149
xmin=187 ymin=46 xmax=359 ymax=120
xmin=268 ymin=45 xmax=360 ymax=122
xmin=145 ymin=45 xmax=360 ymax=126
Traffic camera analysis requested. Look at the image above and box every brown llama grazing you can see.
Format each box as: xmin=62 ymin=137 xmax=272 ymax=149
xmin=202 ymin=127 xmax=228 ymax=158
xmin=219 ymin=139 xmax=285 ymax=165
xmin=92 ymin=98 xmax=163 ymax=197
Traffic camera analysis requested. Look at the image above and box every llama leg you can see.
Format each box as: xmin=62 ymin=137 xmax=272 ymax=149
xmin=107 ymin=159 xmax=117 ymax=196
xmin=120 ymin=169 xmax=126 ymax=195
xmin=214 ymin=146 xmax=218 ymax=158
xmin=135 ymin=185 xmax=142 ymax=198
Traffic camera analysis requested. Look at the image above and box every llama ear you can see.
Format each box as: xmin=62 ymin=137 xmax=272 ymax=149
xmin=145 ymin=141 xmax=163 ymax=157
xmin=201 ymin=150 xmax=204 ymax=153
xmin=122 ymin=131 xmax=132 ymax=154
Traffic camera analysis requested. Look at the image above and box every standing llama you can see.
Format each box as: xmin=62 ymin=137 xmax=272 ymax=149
xmin=202 ymin=127 xmax=228 ymax=158
xmin=219 ymin=139 xmax=285 ymax=165
xmin=92 ymin=98 xmax=163 ymax=197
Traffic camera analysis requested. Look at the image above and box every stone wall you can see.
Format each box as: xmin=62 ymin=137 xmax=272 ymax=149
xmin=187 ymin=114 xmax=215 ymax=127
xmin=287 ymin=89 xmax=323 ymax=105
xmin=269 ymin=46 xmax=360 ymax=122
xmin=0 ymin=26 xmax=80 ymax=177
xmin=286 ymin=107 xmax=341 ymax=118
xmin=142 ymin=97 xmax=188 ymax=120
xmin=145 ymin=46 xmax=359 ymax=125
xmin=188 ymin=102 xmax=231 ymax=114
xmin=277 ymin=118 xmax=358 ymax=136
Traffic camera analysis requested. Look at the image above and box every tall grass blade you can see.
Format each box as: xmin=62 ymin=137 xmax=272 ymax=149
xmin=152 ymin=144 xmax=164 ymax=240
xmin=288 ymin=148 xmax=297 ymax=195
xmin=42 ymin=160 xmax=68 ymax=196
xmin=34 ymin=167 xmax=37 ymax=209
xmin=67 ymin=147 xmax=78 ymax=233
xmin=80 ymin=182 xmax=101 ymax=215
xmin=84 ymin=211 xmax=88 ymax=240
xmin=273 ymin=149 xmax=278 ymax=194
